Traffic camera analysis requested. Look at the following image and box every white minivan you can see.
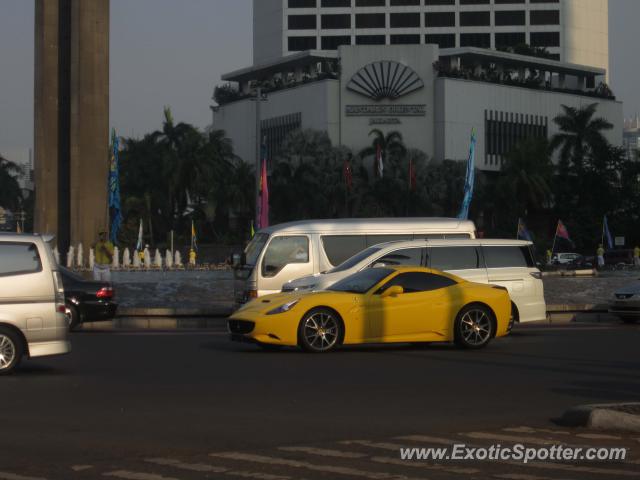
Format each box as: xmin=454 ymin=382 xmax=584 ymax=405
xmin=282 ymin=239 xmax=546 ymax=323
xmin=0 ymin=233 xmax=71 ymax=374
xmin=234 ymin=218 xmax=476 ymax=304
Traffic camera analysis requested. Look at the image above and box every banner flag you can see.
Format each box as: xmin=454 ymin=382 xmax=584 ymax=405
xmin=603 ymin=215 xmax=614 ymax=249
xmin=108 ymin=129 xmax=123 ymax=243
xmin=136 ymin=219 xmax=143 ymax=252
xmin=555 ymin=220 xmax=571 ymax=241
xmin=517 ymin=218 xmax=533 ymax=242
xmin=457 ymin=129 xmax=477 ymax=220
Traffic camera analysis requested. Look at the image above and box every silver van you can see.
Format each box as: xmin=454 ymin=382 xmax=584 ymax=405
xmin=0 ymin=233 xmax=71 ymax=374
xmin=283 ymin=239 xmax=546 ymax=323
xmin=234 ymin=218 xmax=476 ymax=304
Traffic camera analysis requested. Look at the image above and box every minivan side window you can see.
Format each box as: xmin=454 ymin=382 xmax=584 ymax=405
xmin=262 ymin=236 xmax=309 ymax=278
xmin=429 ymin=246 xmax=480 ymax=271
xmin=378 ymin=272 xmax=456 ymax=294
xmin=365 ymin=234 xmax=412 ymax=246
xmin=371 ymin=248 xmax=424 ymax=267
xmin=0 ymin=242 xmax=43 ymax=277
xmin=322 ymin=235 xmax=367 ymax=266
xmin=483 ymin=246 xmax=535 ymax=268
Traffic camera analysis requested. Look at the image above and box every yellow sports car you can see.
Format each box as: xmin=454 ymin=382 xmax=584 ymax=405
xmin=228 ymin=266 xmax=512 ymax=353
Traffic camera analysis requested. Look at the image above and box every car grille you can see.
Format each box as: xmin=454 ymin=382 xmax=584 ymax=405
xmin=228 ymin=319 xmax=255 ymax=334
xmin=616 ymin=294 xmax=634 ymax=300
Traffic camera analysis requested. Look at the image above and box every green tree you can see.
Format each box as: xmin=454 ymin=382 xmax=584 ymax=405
xmin=0 ymin=154 xmax=23 ymax=211
xmin=359 ymin=129 xmax=407 ymax=174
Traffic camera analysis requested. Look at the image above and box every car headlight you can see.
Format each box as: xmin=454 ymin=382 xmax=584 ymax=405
xmin=267 ymin=300 xmax=300 ymax=315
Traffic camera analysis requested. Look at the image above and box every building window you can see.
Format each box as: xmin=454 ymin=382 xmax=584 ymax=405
xmin=356 ymin=13 xmax=386 ymax=28
xmin=425 ymin=0 xmax=455 ymax=4
xmin=262 ymin=113 xmax=303 ymax=163
xmin=530 ymin=31 xmax=560 ymax=48
xmin=321 ymin=0 xmax=351 ymax=6
xmin=321 ymin=35 xmax=351 ymax=49
xmin=355 ymin=0 xmax=385 ymax=6
xmin=494 ymin=10 xmax=525 ymax=26
xmin=321 ymin=14 xmax=351 ymax=29
xmin=484 ymin=110 xmax=548 ymax=165
xmin=459 ymin=0 xmax=489 ymax=4
xmin=288 ymin=0 xmax=316 ymax=7
xmin=425 ymin=33 xmax=455 ymax=48
xmin=425 ymin=12 xmax=455 ymax=27
xmin=460 ymin=33 xmax=490 ymax=48
xmin=530 ymin=10 xmax=560 ymax=26
xmin=390 ymin=0 xmax=419 ymax=5
xmin=495 ymin=32 xmax=525 ymax=48
xmin=530 ymin=0 xmax=559 ymax=3
xmin=460 ymin=11 xmax=490 ymax=27
xmin=288 ymin=15 xmax=317 ymax=30
xmin=288 ymin=36 xmax=317 ymax=51
xmin=390 ymin=12 xmax=420 ymax=28
xmin=494 ymin=0 xmax=524 ymax=3
xmin=390 ymin=34 xmax=421 ymax=44
xmin=356 ymin=35 xmax=386 ymax=44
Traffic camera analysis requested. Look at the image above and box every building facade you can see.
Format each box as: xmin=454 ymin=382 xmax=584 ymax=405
xmin=254 ymin=0 xmax=609 ymax=77
xmin=624 ymin=116 xmax=640 ymax=161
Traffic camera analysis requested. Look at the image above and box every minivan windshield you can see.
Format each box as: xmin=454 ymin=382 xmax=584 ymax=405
xmin=327 ymin=246 xmax=382 ymax=273
xmin=244 ymin=233 xmax=269 ymax=266
xmin=328 ymin=268 xmax=393 ymax=294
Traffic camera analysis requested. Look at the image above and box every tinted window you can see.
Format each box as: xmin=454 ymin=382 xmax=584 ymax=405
xmin=329 ymin=268 xmax=393 ymax=294
xmin=328 ymin=246 xmax=382 ymax=273
xmin=372 ymin=248 xmax=424 ymax=267
xmin=483 ymin=246 xmax=535 ymax=268
xmin=245 ymin=233 xmax=269 ymax=266
xmin=262 ymin=236 xmax=309 ymax=277
xmin=366 ymin=234 xmax=412 ymax=246
xmin=429 ymin=247 xmax=480 ymax=271
xmin=322 ymin=235 xmax=367 ymax=266
xmin=379 ymin=272 xmax=456 ymax=294
xmin=0 ymin=242 xmax=42 ymax=277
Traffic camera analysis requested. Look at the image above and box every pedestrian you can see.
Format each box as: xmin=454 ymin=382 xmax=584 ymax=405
xmin=634 ymin=245 xmax=640 ymax=267
xmin=93 ymin=230 xmax=114 ymax=281
xmin=597 ymin=244 xmax=605 ymax=269
xmin=546 ymin=249 xmax=552 ymax=265
xmin=189 ymin=248 xmax=197 ymax=266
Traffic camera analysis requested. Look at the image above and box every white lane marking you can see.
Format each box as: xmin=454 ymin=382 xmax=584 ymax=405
xmin=511 ymin=462 xmax=640 ymax=478
xmin=209 ymin=452 xmax=425 ymax=480
xmin=493 ymin=474 xmax=573 ymax=480
xmin=394 ymin=435 xmax=459 ymax=446
xmin=71 ymin=466 xmax=93 ymax=472
xmin=340 ymin=440 xmax=405 ymax=451
xmin=575 ymin=433 xmax=622 ymax=440
xmin=503 ymin=427 xmax=571 ymax=436
xmin=103 ymin=471 xmax=180 ymax=480
xmin=279 ymin=446 xmax=368 ymax=459
xmin=461 ymin=432 xmax=567 ymax=446
xmin=145 ymin=458 xmax=292 ymax=480
xmin=0 ymin=474 xmax=47 ymax=480
xmin=371 ymin=456 xmax=480 ymax=475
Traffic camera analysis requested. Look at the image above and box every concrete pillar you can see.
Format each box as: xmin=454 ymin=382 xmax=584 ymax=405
xmin=34 ymin=0 xmax=109 ymax=255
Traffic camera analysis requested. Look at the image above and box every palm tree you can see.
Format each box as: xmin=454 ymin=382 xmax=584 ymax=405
xmin=550 ymin=103 xmax=613 ymax=173
xmin=359 ymin=129 xmax=407 ymax=168
xmin=0 ymin=154 xmax=23 ymax=211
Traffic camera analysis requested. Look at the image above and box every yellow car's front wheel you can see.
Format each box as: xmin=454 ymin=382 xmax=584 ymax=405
xmin=298 ymin=308 xmax=343 ymax=353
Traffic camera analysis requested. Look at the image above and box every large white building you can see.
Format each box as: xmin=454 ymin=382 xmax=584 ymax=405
xmin=211 ymin=0 xmax=620 ymax=172
xmin=254 ymin=0 xmax=608 ymax=76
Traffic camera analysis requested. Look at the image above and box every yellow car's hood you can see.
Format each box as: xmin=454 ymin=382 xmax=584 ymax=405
xmin=233 ymin=290 xmax=353 ymax=317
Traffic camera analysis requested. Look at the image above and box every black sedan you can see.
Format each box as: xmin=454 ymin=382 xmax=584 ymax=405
xmin=59 ymin=267 xmax=118 ymax=330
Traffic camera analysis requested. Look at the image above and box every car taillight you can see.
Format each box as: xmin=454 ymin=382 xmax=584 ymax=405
xmin=97 ymin=287 xmax=114 ymax=299
xmin=52 ymin=270 xmax=65 ymax=306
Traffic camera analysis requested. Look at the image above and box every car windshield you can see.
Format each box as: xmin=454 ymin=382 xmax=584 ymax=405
xmin=327 ymin=246 xmax=382 ymax=273
xmin=328 ymin=268 xmax=394 ymax=294
xmin=244 ymin=233 xmax=269 ymax=266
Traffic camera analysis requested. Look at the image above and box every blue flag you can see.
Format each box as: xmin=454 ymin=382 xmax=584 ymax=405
xmin=603 ymin=215 xmax=613 ymax=249
xmin=517 ymin=218 xmax=533 ymax=242
xmin=109 ymin=129 xmax=123 ymax=244
xmin=458 ymin=129 xmax=477 ymax=220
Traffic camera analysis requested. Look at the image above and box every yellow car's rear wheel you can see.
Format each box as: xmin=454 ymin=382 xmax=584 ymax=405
xmin=454 ymin=304 xmax=495 ymax=349
xmin=298 ymin=308 xmax=343 ymax=353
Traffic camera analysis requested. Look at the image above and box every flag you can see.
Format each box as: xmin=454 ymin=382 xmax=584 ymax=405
xmin=457 ymin=129 xmax=477 ymax=220
xmin=135 ymin=219 xmax=143 ymax=252
xmin=258 ymin=158 xmax=269 ymax=230
xmin=108 ymin=129 xmax=123 ymax=244
xmin=408 ymin=157 xmax=417 ymax=191
xmin=555 ymin=220 xmax=571 ymax=241
xmin=603 ymin=215 xmax=614 ymax=249
xmin=191 ymin=219 xmax=198 ymax=252
xmin=343 ymin=157 xmax=353 ymax=191
xmin=517 ymin=218 xmax=533 ymax=242
xmin=250 ymin=221 xmax=255 ymax=238
xmin=376 ymin=143 xmax=384 ymax=178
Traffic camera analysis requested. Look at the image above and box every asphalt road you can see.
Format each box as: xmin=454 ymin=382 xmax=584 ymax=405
xmin=1 ymin=321 xmax=639 ymax=480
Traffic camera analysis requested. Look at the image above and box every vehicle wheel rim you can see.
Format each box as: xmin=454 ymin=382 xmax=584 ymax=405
xmin=460 ymin=309 xmax=492 ymax=346
xmin=304 ymin=312 xmax=339 ymax=351
xmin=0 ymin=335 xmax=16 ymax=370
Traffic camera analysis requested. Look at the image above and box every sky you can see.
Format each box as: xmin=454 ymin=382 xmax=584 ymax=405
xmin=0 ymin=0 xmax=638 ymax=166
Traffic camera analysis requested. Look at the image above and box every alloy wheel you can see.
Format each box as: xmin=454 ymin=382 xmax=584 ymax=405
xmin=460 ymin=309 xmax=492 ymax=346
xmin=303 ymin=312 xmax=339 ymax=352
xmin=0 ymin=334 xmax=16 ymax=371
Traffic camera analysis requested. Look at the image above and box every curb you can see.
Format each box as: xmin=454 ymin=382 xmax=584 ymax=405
xmin=541 ymin=269 xmax=598 ymax=277
xmin=557 ymin=403 xmax=640 ymax=433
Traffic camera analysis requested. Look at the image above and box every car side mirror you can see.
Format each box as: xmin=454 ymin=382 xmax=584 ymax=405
xmin=381 ymin=285 xmax=404 ymax=298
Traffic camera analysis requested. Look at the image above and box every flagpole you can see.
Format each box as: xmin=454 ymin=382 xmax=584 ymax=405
xmin=551 ymin=221 xmax=558 ymax=254
xmin=601 ymin=216 xmax=605 ymax=248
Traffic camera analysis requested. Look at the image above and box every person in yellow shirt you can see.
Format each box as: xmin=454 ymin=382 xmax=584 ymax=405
xmin=94 ymin=230 xmax=114 ymax=281
xmin=596 ymin=244 xmax=605 ymax=269
xmin=189 ymin=248 xmax=197 ymax=266
xmin=634 ymin=246 xmax=640 ymax=267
